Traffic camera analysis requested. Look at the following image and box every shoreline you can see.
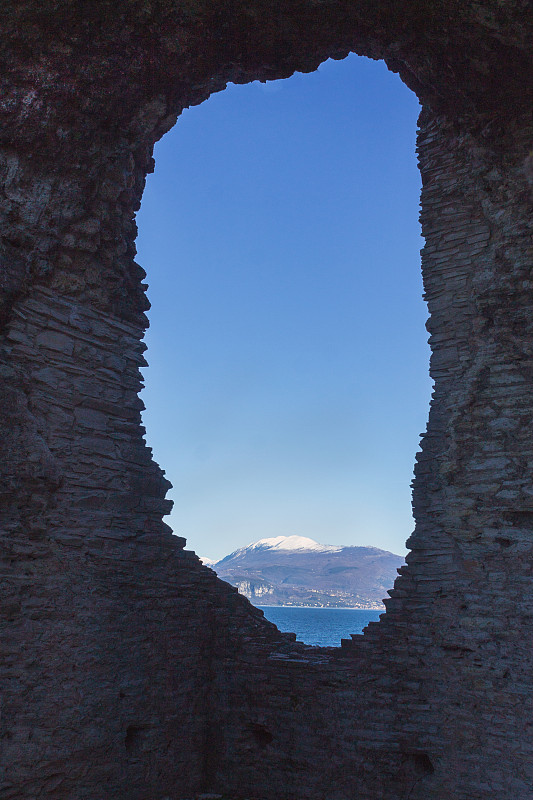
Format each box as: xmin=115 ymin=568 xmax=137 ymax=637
xmin=257 ymin=604 xmax=384 ymax=611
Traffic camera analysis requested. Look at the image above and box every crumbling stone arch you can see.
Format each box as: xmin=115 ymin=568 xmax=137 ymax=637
xmin=0 ymin=3 xmax=531 ymax=799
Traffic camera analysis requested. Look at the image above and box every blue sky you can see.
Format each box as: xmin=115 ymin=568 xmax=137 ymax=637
xmin=136 ymin=54 xmax=432 ymax=561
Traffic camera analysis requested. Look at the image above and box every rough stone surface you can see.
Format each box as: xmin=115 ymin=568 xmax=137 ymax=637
xmin=0 ymin=2 xmax=532 ymax=799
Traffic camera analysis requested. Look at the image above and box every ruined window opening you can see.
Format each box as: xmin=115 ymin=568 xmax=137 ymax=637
xmin=137 ymin=54 xmax=431 ymax=637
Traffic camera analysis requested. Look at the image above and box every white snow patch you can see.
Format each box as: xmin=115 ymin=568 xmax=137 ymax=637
xmin=233 ymin=535 xmax=342 ymax=555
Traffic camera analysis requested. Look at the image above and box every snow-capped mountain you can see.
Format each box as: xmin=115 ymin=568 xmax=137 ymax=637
xmin=224 ymin=535 xmax=342 ymax=557
xmin=208 ymin=535 xmax=404 ymax=609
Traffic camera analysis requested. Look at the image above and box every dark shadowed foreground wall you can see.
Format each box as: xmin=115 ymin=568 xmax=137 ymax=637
xmin=1 ymin=2 xmax=532 ymax=798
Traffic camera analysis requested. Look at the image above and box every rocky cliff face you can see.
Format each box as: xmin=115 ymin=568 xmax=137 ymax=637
xmin=1 ymin=3 xmax=532 ymax=800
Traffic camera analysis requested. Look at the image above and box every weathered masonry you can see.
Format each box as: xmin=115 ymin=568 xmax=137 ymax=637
xmin=1 ymin=2 xmax=532 ymax=799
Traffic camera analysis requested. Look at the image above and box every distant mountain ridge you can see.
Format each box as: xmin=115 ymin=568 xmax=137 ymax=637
xmin=206 ymin=535 xmax=404 ymax=608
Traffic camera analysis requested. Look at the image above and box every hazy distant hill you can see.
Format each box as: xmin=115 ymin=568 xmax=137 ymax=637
xmin=207 ymin=535 xmax=404 ymax=608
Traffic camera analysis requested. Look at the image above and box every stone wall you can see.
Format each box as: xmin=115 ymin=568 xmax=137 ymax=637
xmin=1 ymin=2 xmax=531 ymax=799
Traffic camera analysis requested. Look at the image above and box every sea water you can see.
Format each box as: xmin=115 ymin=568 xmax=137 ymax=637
xmin=258 ymin=606 xmax=383 ymax=647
